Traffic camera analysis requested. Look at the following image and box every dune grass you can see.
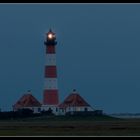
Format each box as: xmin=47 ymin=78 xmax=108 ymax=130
xmin=0 ymin=115 xmax=140 ymax=136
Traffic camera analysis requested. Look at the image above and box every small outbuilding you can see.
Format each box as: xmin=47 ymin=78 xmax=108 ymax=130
xmin=13 ymin=90 xmax=41 ymax=113
xmin=59 ymin=89 xmax=94 ymax=115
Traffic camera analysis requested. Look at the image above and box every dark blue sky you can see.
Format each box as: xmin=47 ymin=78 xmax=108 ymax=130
xmin=0 ymin=4 xmax=140 ymax=113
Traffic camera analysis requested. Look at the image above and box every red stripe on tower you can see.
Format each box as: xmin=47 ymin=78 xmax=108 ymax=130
xmin=45 ymin=66 xmax=57 ymax=78
xmin=46 ymin=45 xmax=55 ymax=53
xmin=44 ymin=90 xmax=58 ymax=105
xmin=43 ymin=29 xmax=59 ymax=105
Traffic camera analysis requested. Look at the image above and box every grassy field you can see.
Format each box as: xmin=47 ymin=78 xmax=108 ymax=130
xmin=0 ymin=115 xmax=140 ymax=136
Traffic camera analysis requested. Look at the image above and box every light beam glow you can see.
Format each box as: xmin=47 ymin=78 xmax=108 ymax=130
xmin=48 ymin=33 xmax=53 ymax=39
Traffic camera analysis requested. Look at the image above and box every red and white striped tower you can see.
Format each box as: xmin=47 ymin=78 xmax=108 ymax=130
xmin=43 ymin=29 xmax=59 ymax=106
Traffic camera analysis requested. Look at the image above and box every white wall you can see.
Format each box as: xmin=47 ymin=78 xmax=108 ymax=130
xmin=58 ymin=106 xmax=94 ymax=115
xmin=41 ymin=105 xmax=59 ymax=115
xmin=14 ymin=107 xmax=41 ymax=114
xmin=14 ymin=105 xmax=94 ymax=115
xmin=24 ymin=107 xmax=41 ymax=113
xmin=65 ymin=106 xmax=94 ymax=112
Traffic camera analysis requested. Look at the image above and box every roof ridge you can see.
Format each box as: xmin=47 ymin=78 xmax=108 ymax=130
xmin=59 ymin=92 xmax=91 ymax=108
xmin=14 ymin=93 xmax=41 ymax=108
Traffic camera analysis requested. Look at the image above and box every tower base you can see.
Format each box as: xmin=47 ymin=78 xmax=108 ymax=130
xmin=43 ymin=89 xmax=59 ymax=105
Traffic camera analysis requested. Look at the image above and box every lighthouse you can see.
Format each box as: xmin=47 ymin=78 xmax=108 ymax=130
xmin=13 ymin=29 xmax=102 ymax=116
xmin=42 ymin=29 xmax=59 ymax=114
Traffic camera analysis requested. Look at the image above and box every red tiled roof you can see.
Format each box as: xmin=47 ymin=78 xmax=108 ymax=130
xmin=59 ymin=92 xmax=91 ymax=108
xmin=13 ymin=93 xmax=41 ymax=109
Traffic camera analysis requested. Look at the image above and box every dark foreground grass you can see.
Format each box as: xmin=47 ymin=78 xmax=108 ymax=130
xmin=0 ymin=115 xmax=140 ymax=136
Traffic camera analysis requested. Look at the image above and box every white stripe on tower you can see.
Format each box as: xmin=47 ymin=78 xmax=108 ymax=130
xmin=46 ymin=54 xmax=56 ymax=65
xmin=43 ymin=29 xmax=59 ymax=105
xmin=44 ymin=78 xmax=58 ymax=89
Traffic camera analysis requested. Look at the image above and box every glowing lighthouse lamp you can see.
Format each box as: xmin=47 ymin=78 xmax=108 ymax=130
xmin=47 ymin=29 xmax=56 ymax=41
xmin=48 ymin=33 xmax=53 ymax=39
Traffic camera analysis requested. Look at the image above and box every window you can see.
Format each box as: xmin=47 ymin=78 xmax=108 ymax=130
xmin=38 ymin=108 xmax=41 ymax=112
xmin=62 ymin=109 xmax=64 ymax=112
xmin=84 ymin=107 xmax=88 ymax=111
xmin=56 ymin=108 xmax=58 ymax=112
